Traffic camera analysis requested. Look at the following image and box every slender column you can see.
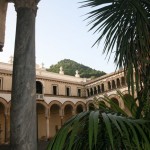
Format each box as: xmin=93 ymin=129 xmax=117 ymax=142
xmin=59 ymin=109 xmax=64 ymax=126
xmin=45 ymin=109 xmax=50 ymax=140
xmin=4 ymin=112 xmax=9 ymax=143
xmin=10 ymin=1 xmax=39 ymax=149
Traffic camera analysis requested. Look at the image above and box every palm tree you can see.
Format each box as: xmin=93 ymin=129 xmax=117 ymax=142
xmin=81 ymin=0 xmax=150 ymax=118
xmin=48 ymin=92 xmax=150 ymax=150
xmin=4 ymin=0 xmax=40 ymax=149
xmin=48 ymin=1 xmax=150 ymax=149
xmin=48 ymin=111 xmax=150 ymax=150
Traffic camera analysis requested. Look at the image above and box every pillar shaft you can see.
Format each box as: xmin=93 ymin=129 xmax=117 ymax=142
xmin=10 ymin=7 xmax=37 ymax=150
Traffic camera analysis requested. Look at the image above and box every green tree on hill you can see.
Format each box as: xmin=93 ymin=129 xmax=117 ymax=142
xmin=47 ymin=59 xmax=106 ymax=78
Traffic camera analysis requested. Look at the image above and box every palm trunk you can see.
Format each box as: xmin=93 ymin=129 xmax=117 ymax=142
xmin=10 ymin=7 xmax=37 ymax=150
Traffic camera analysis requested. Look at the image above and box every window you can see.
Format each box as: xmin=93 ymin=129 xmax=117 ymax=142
xmin=77 ymin=88 xmax=81 ymax=97
xmin=52 ymin=85 xmax=58 ymax=95
xmin=108 ymin=81 xmax=111 ymax=90
xmin=97 ymin=85 xmax=101 ymax=93
xmin=87 ymin=89 xmax=90 ymax=97
xmin=36 ymin=81 xmax=43 ymax=94
xmin=101 ymin=84 xmax=105 ymax=92
xmin=94 ymin=87 xmax=97 ymax=94
xmin=66 ymin=87 xmax=71 ymax=96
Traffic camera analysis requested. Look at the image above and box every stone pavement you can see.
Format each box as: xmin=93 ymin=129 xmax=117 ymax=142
xmin=0 ymin=141 xmax=50 ymax=150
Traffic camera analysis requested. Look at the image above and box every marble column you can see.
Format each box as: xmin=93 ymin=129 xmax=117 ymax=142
xmin=45 ymin=109 xmax=50 ymax=140
xmin=10 ymin=1 xmax=39 ymax=150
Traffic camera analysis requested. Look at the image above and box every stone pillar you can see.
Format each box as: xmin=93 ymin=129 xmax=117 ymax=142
xmin=10 ymin=1 xmax=39 ymax=150
xmin=59 ymin=109 xmax=64 ymax=126
xmin=0 ymin=0 xmax=8 ymax=51
xmin=45 ymin=109 xmax=50 ymax=140
xmin=4 ymin=112 xmax=9 ymax=143
xmin=72 ymin=110 xmax=75 ymax=116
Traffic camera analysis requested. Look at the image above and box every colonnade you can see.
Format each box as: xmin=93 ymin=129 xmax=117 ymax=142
xmin=0 ymin=99 xmax=93 ymax=143
xmin=86 ymin=76 xmax=126 ymax=97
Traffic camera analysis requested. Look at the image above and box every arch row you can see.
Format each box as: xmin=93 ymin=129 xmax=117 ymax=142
xmin=86 ymin=75 xmax=126 ymax=97
xmin=0 ymin=91 xmax=132 ymax=143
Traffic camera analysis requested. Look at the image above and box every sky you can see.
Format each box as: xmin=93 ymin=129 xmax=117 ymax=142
xmin=1 ymin=0 xmax=116 ymax=73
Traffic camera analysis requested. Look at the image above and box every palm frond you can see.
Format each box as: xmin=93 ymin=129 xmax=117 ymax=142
xmin=48 ymin=111 xmax=150 ymax=150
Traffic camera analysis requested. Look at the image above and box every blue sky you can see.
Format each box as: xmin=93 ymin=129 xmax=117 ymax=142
xmin=1 ymin=0 xmax=116 ymax=73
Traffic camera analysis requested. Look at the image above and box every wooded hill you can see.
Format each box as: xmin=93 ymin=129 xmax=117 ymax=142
xmin=46 ymin=59 xmax=106 ymax=78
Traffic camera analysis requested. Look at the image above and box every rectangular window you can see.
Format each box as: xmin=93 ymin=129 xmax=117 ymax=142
xmin=77 ymin=88 xmax=81 ymax=97
xmin=66 ymin=87 xmax=71 ymax=96
xmin=53 ymin=85 xmax=58 ymax=95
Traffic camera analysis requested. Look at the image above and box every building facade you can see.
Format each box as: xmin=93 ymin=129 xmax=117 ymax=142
xmin=0 ymin=61 xmax=129 ymax=144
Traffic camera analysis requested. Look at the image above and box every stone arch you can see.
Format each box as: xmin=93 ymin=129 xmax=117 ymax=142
xmin=108 ymin=81 xmax=111 ymax=90
xmin=37 ymin=100 xmax=48 ymax=109
xmin=86 ymin=100 xmax=95 ymax=111
xmin=108 ymin=94 xmax=124 ymax=109
xmin=0 ymin=98 xmax=8 ymax=114
xmin=122 ymin=93 xmax=136 ymax=116
xmin=0 ymin=98 xmax=8 ymax=144
xmin=116 ymin=78 xmax=121 ymax=88
xmin=75 ymin=101 xmax=86 ymax=114
xmin=49 ymin=100 xmax=62 ymax=109
xmin=62 ymin=101 xmax=75 ymax=110
xmin=122 ymin=90 xmax=137 ymax=98
xmin=62 ymin=101 xmax=75 ymax=123
xmin=121 ymin=76 xmax=126 ymax=86
xmin=112 ymin=80 xmax=116 ymax=89
xmin=97 ymin=85 xmax=101 ymax=93
xmin=101 ymin=83 xmax=105 ymax=92
xmin=49 ymin=101 xmax=62 ymax=138
xmin=36 ymin=103 xmax=47 ymax=140
xmin=94 ymin=86 xmax=97 ymax=95
xmin=97 ymin=96 xmax=108 ymax=107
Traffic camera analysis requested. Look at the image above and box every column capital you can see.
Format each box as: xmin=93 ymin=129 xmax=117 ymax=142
xmin=13 ymin=0 xmax=40 ymax=12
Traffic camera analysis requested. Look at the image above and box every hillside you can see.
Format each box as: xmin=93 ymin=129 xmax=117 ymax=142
xmin=46 ymin=59 xmax=106 ymax=78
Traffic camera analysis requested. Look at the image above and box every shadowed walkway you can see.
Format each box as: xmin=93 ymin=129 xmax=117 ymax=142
xmin=0 ymin=141 xmax=50 ymax=150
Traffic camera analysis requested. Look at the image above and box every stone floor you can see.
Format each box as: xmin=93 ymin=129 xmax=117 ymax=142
xmin=0 ymin=141 xmax=50 ymax=150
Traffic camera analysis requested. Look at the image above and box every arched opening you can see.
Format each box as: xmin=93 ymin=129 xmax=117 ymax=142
xmin=88 ymin=103 xmax=95 ymax=111
xmin=110 ymin=98 xmax=119 ymax=108
xmin=90 ymin=88 xmax=93 ymax=96
xmin=76 ymin=104 xmax=83 ymax=114
xmin=36 ymin=81 xmax=43 ymax=94
xmin=49 ymin=104 xmax=61 ymax=137
xmin=0 ymin=103 xmax=5 ymax=144
xmin=112 ymin=80 xmax=116 ymax=89
xmin=101 ymin=84 xmax=105 ymax=92
xmin=116 ymin=78 xmax=121 ymax=88
xmin=121 ymin=77 xmax=125 ymax=86
xmin=87 ymin=89 xmax=90 ymax=97
xmin=94 ymin=87 xmax=97 ymax=95
xmin=63 ymin=104 xmax=73 ymax=123
xmin=108 ymin=81 xmax=111 ymax=90
xmin=36 ymin=103 xmax=46 ymax=141
xmin=123 ymin=94 xmax=134 ymax=116
xmin=99 ymin=101 xmax=106 ymax=108
xmin=97 ymin=85 xmax=101 ymax=93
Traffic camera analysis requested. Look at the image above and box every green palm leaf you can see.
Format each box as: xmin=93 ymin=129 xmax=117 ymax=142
xmin=48 ymin=111 xmax=150 ymax=150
